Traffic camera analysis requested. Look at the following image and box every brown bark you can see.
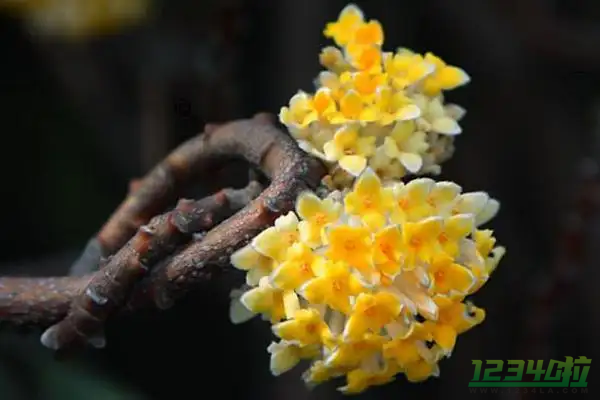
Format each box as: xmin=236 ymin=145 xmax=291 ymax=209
xmin=0 ymin=113 xmax=326 ymax=353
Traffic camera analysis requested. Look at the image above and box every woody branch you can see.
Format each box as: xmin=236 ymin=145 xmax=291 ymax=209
xmin=0 ymin=113 xmax=327 ymax=351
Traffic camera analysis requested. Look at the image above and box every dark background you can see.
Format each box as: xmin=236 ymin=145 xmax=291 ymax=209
xmin=0 ymin=0 xmax=598 ymax=399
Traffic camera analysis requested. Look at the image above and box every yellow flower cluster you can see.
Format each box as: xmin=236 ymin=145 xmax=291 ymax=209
xmin=279 ymin=4 xmax=469 ymax=187
xmin=229 ymin=169 xmax=504 ymax=394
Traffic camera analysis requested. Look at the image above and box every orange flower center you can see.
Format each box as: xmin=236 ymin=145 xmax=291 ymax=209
xmin=344 ymin=239 xmax=357 ymax=251
xmin=409 ymin=237 xmax=422 ymax=248
xmin=284 ymin=232 xmax=296 ymax=245
xmin=438 ymin=232 xmax=448 ymax=244
xmin=434 ymin=270 xmax=445 ymax=283
xmin=398 ymin=198 xmax=409 ymax=210
xmin=332 ymin=279 xmax=344 ymax=292
xmin=379 ymin=242 xmax=393 ymax=259
xmin=300 ymin=262 xmax=311 ymax=274
xmin=306 ymin=323 xmax=317 ymax=334
xmin=314 ymin=212 xmax=328 ymax=225
xmin=363 ymin=306 xmax=377 ymax=317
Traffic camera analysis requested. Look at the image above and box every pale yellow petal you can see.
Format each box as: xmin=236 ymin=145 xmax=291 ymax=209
xmin=275 ymin=212 xmax=299 ymax=231
xmin=383 ymin=136 xmax=401 ymax=159
xmin=295 ymin=191 xmax=322 ymax=220
xmin=404 ymin=177 xmax=435 ymax=202
xmin=432 ymin=117 xmax=461 ymax=135
xmin=268 ymin=342 xmax=300 ymax=376
xmin=339 ymin=155 xmax=367 ymax=176
xmin=283 ymin=290 xmax=301 ymax=319
xmin=444 ymin=104 xmax=466 ymax=121
xmin=246 ymin=265 xmax=271 ymax=286
xmin=430 ymin=181 xmax=461 ymax=204
xmin=391 ymin=121 xmax=415 ymax=142
xmin=475 ymin=198 xmax=500 ymax=226
xmin=251 ymin=227 xmax=283 ymax=259
xmin=399 ymin=152 xmax=423 ymax=173
xmin=229 ymin=295 xmax=256 ymax=324
xmin=446 ymin=213 xmax=475 ymax=238
xmin=397 ymin=104 xmax=421 ymax=121
xmin=427 ymin=97 xmax=445 ymax=118
xmin=323 ymin=140 xmax=342 ymax=161
xmin=231 ymin=245 xmax=266 ymax=271
xmin=455 ymin=192 xmax=489 ymax=215
xmin=240 ymin=286 xmax=271 ymax=313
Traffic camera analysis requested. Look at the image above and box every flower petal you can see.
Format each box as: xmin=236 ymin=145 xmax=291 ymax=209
xmin=339 ymin=155 xmax=367 ymax=176
xmin=397 ymin=104 xmax=421 ymax=121
xmin=432 ymin=117 xmax=461 ymax=135
xmin=475 ymin=198 xmax=500 ymax=226
xmin=231 ymin=245 xmax=267 ymax=271
xmin=275 ymin=212 xmax=299 ymax=231
xmin=268 ymin=342 xmax=301 ymax=376
xmin=399 ymin=152 xmax=423 ymax=173
xmin=296 ymin=191 xmax=323 ymax=220
xmin=229 ymin=294 xmax=257 ymax=324
xmin=444 ymin=104 xmax=466 ymax=121
xmin=455 ymin=192 xmax=489 ymax=215
xmin=283 ymin=290 xmax=301 ymax=319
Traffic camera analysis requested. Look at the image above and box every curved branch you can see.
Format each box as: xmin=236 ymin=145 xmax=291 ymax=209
xmin=0 ymin=180 xmax=260 ymax=330
xmin=0 ymin=277 xmax=89 ymax=327
xmin=0 ymin=113 xmax=326 ymax=351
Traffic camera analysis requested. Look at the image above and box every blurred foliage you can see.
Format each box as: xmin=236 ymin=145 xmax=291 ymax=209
xmin=0 ymin=0 xmax=150 ymax=39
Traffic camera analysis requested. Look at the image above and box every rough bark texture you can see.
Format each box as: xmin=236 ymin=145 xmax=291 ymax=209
xmin=0 ymin=113 xmax=326 ymax=352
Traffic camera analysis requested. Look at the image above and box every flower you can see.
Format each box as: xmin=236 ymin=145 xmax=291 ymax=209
xmin=382 ymin=121 xmax=429 ymax=173
xmin=300 ymin=259 xmax=365 ymax=314
xmin=343 ymin=292 xmax=403 ymax=340
xmin=240 ymin=277 xmax=290 ymax=322
xmin=383 ymin=49 xmax=434 ymax=89
xmin=296 ymin=191 xmax=342 ymax=248
xmin=339 ymin=361 xmax=399 ymax=394
xmin=273 ymin=308 xmax=332 ymax=346
xmin=229 ymin=170 xmax=504 ymax=394
xmin=421 ymin=52 xmax=471 ymax=97
xmin=326 ymin=224 xmax=373 ymax=278
xmin=231 ymin=245 xmax=276 ymax=286
xmin=251 ymin=211 xmax=300 ymax=262
xmin=344 ymin=167 xmax=393 ymax=230
xmin=268 ymin=340 xmax=320 ymax=376
xmin=323 ymin=125 xmax=376 ymax=176
xmin=270 ymin=243 xmax=319 ymax=290
xmin=279 ymin=88 xmax=337 ymax=129
xmin=323 ymin=4 xmax=364 ymax=47
xmin=428 ymin=255 xmax=475 ymax=297
xmin=412 ymin=94 xmax=462 ymax=136
xmin=373 ymin=86 xmax=421 ymax=126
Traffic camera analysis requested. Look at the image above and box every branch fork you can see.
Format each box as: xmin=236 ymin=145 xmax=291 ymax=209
xmin=0 ymin=113 xmax=326 ymax=352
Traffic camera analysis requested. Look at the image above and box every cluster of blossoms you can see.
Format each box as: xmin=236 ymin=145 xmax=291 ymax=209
xmin=229 ymin=169 xmax=504 ymax=393
xmin=229 ymin=3 xmax=504 ymax=395
xmin=279 ymin=4 xmax=469 ymax=188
